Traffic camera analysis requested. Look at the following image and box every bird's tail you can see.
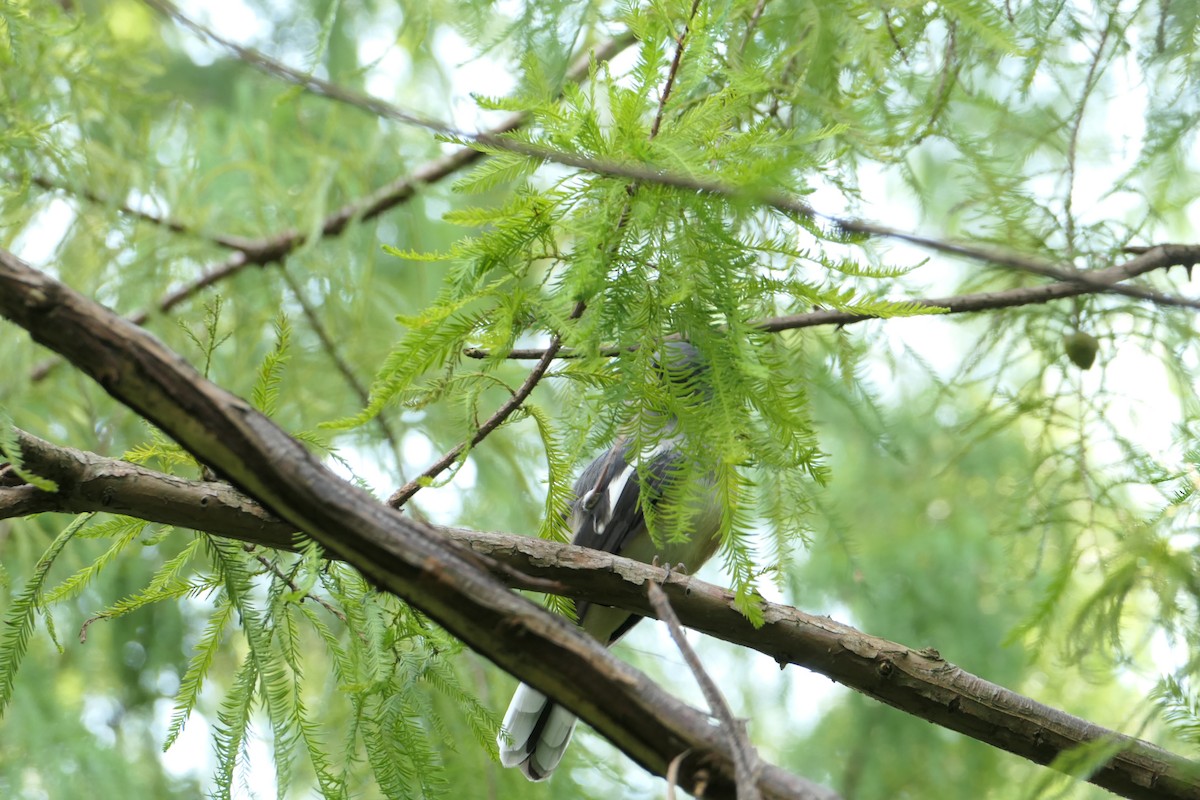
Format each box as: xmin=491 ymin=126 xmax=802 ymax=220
xmin=497 ymin=682 xmax=578 ymax=781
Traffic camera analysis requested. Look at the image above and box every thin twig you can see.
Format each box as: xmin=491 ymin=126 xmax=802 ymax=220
xmin=252 ymin=552 xmax=369 ymax=643
xmin=832 ymin=220 xmax=1200 ymax=310
xmin=1063 ymin=15 xmax=1114 ymax=257
xmin=462 ymin=243 xmax=1200 ymax=359
xmin=648 ymin=579 xmax=762 ymax=800
xmin=650 ymin=0 xmax=702 ymax=139
xmin=882 ymin=10 xmax=909 ymax=64
xmin=740 ymin=0 xmax=769 ymax=55
xmin=1155 ymin=0 xmax=1169 ymax=53
xmin=386 ymin=301 xmax=587 ymax=508
xmin=144 ymin=0 xmax=621 ymax=143
xmin=18 ymin=173 xmax=248 ymax=249
xmin=910 ymin=21 xmax=957 ymax=144
xmin=277 ymin=264 xmax=408 ymax=486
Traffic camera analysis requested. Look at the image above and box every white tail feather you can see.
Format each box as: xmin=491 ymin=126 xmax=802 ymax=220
xmin=497 ymin=683 xmax=578 ymax=780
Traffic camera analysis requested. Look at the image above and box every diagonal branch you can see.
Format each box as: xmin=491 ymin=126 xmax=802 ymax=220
xmin=650 ymin=0 xmax=702 ymax=139
xmin=848 ymin=222 xmax=1200 ymax=310
xmin=1 ymin=425 xmax=1197 ymax=800
xmin=386 ymin=301 xmax=586 ymax=508
xmin=0 ymin=247 xmax=837 ymax=800
xmin=18 ymin=173 xmax=245 ymax=249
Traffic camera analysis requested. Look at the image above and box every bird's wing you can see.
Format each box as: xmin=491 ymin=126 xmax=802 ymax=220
xmin=569 ymin=437 xmax=682 ymax=555
xmin=567 ymin=437 xmax=685 ymax=644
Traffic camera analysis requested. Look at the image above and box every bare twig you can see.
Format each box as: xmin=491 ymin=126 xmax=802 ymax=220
xmin=1155 ymin=0 xmax=1169 ymax=53
xmin=740 ymin=0 xmax=770 ymax=54
xmin=1063 ymin=15 xmax=1114 ymax=257
xmin=649 ymin=579 xmax=762 ymax=800
xmin=18 ymin=173 xmax=246 ymax=249
xmin=144 ymin=0 xmax=627 ymax=144
xmin=910 ymin=21 xmax=958 ymax=144
xmin=832 ymin=221 xmax=1200 ymax=310
xmin=882 ymin=10 xmax=909 ymax=63
xmin=386 ymin=301 xmax=586 ymax=508
xmin=141 ymin=0 xmax=478 ymax=131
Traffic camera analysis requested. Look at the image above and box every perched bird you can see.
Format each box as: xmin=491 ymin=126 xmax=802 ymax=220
xmin=497 ymin=342 xmax=724 ymax=781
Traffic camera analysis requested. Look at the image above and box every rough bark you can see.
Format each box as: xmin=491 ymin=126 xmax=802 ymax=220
xmin=0 ymin=248 xmax=839 ymax=800
xmin=3 ymin=427 xmax=1198 ymax=799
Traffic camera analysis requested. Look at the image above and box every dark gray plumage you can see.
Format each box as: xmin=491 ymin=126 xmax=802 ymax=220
xmin=498 ymin=343 xmax=723 ymax=781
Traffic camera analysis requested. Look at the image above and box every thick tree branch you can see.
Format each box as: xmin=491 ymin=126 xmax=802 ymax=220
xmin=0 ymin=429 xmax=291 ymax=544
xmin=3 ymin=426 xmax=1198 ymax=800
xmin=0 ymin=249 xmax=837 ymax=800
xmin=463 ymin=243 xmax=1200 ymax=359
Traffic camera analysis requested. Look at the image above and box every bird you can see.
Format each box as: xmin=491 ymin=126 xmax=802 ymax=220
xmin=497 ymin=342 xmax=724 ymax=781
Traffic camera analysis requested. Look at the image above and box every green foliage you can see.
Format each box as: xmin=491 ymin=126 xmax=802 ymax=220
xmin=0 ymin=514 xmax=91 ymax=713
xmin=1156 ymin=676 xmax=1200 ymax=749
xmin=5 ymin=0 xmax=1200 ymax=799
xmin=83 ymin=535 xmax=210 ymax=638
xmin=165 ymin=581 xmax=232 ymax=750
xmin=42 ymin=517 xmax=149 ymax=605
xmin=525 ymin=404 xmax=573 ymax=542
xmin=252 ymin=313 xmax=293 ymax=416
xmin=179 ymin=297 xmax=232 ymax=379
xmin=123 ymin=426 xmax=196 ymax=472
